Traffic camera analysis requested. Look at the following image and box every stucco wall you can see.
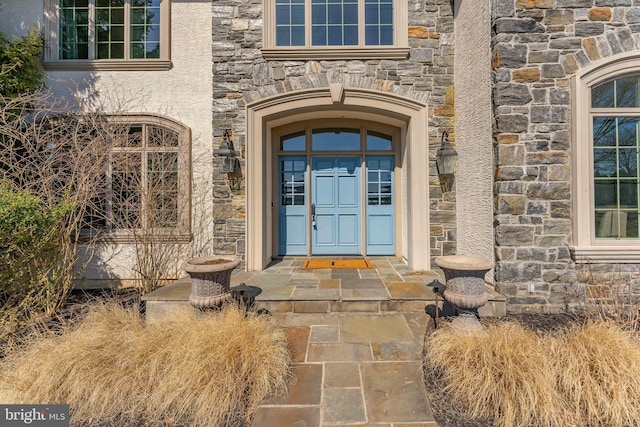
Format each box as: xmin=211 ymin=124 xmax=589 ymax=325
xmin=0 ymin=0 xmax=214 ymax=282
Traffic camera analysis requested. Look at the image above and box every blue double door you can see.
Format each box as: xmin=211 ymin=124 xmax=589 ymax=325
xmin=278 ymin=156 xmax=395 ymax=256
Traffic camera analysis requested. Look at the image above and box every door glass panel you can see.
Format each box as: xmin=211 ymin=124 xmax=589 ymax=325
xmin=312 ymin=128 xmax=360 ymax=151
xmin=281 ymin=159 xmax=306 ymax=206
xmin=367 ymin=156 xmax=392 ymax=206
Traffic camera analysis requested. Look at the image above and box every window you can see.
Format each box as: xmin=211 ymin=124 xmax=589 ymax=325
xmin=312 ymin=128 xmax=361 ymax=151
xmin=44 ymin=0 xmax=171 ymax=70
xmin=94 ymin=116 xmax=190 ymax=241
xmin=278 ymin=124 xmax=396 ymax=153
xmin=592 ymin=76 xmax=640 ymax=240
xmin=573 ymin=54 xmax=640 ymax=262
xmin=263 ymin=0 xmax=408 ymax=60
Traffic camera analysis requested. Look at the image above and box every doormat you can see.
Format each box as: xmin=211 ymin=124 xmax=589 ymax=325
xmin=303 ymin=259 xmax=372 ymax=269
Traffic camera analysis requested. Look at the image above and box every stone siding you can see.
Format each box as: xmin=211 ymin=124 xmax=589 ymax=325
xmin=211 ymin=0 xmax=457 ymax=265
xmin=492 ymin=0 xmax=640 ymax=312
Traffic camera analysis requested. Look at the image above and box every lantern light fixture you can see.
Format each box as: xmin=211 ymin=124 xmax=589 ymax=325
xmin=214 ymin=129 xmax=239 ymax=174
xmin=435 ymin=131 xmax=458 ymax=193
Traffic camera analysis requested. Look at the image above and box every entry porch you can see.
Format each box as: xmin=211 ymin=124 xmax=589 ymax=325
xmin=143 ymin=257 xmax=506 ymax=320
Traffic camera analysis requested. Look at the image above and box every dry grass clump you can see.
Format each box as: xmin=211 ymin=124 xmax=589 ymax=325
xmin=424 ymin=320 xmax=640 ymax=427
xmin=0 ymin=303 xmax=290 ymax=426
xmin=551 ymin=321 xmax=640 ymax=427
xmin=424 ymin=322 xmax=563 ymax=427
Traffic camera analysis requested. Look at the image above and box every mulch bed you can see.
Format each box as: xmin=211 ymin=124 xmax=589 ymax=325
xmin=1 ymin=288 xmax=142 ymax=359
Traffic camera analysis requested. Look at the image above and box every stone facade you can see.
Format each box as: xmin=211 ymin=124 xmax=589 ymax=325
xmin=207 ymin=0 xmax=640 ymax=311
xmin=492 ymin=0 xmax=640 ymax=312
xmin=211 ymin=0 xmax=458 ymax=266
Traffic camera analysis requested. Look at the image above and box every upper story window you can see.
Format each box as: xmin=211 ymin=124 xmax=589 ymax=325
xmin=263 ymin=0 xmax=408 ymax=60
xmin=44 ymin=0 xmax=171 ymax=71
xmin=572 ymin=54 xmax=640 ymax=262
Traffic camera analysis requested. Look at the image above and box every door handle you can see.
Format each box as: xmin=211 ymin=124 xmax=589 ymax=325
xmin=311 ymin=203 xmax=316 ymax=227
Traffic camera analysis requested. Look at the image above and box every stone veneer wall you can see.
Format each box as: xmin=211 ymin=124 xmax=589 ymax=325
xmin=211 ymin=0 xmax=458 ymax=266
xmin=492 ymin=0 xmax=640 ymax=312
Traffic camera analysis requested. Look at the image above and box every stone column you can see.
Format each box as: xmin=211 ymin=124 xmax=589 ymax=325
xmin=453 ymin=0 xmax=495 ymax=277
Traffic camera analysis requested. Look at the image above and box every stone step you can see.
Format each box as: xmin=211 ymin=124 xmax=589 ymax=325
xmin=142 ymin=278 xmax=506 ymax=321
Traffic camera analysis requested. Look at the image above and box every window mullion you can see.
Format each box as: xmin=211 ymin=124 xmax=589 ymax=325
xmin=141 ymin=125 xmax=148 ymax=231
xmin=106 ymin=151 xmax=114 ymax=231
xmin=358 ymin=0 xmax=364 ymax=47
xmin=125 ymin=0 xmax=131 ymax=60
xmin=637 ymin=120 xmax=640 ymax=239
xmin=88 ymin=0 xmax=96 ymax=60
xmin=305 ymin=0 xmax=312 ymax=47
xmin=615 ymin=119 xmax=620 ymax=238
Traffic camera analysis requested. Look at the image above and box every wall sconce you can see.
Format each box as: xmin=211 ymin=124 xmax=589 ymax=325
xmin=435 ymin=131 xmax=458 ymax=193
xmin=214 ymin=129 xmax=239 ymax=174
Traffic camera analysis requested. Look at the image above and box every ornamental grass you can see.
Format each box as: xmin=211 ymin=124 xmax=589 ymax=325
xmin=0 ymin=303 xmax=291 ymax=426
xmin=424 ymin=319 xmax=640 ymax=427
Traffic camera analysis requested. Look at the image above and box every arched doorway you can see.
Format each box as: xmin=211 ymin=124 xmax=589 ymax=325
xmin=245 ymin=85 xmax=429 ymax=271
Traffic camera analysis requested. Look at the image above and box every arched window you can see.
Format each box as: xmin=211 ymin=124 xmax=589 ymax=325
xmin=88 ymin=115 xmax=191 ymax=242
xmin=573 ymin=55 xmax=640 ymax=262
xmin=591 ymin=75 xmax=640 ymax=239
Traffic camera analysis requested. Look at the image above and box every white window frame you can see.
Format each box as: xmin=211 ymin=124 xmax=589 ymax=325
xmin=262 ymin=0 xmax=408 ymax=60
xmin=43 ymin=0 xmax=172 ymax=71
xmin=572 ymin=53 xmax=640 ymax=263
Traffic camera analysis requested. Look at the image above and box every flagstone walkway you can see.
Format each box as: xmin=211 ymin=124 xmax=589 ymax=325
xmin=142 ymin=256 xmax=505 ymax=427
xmin=251 ymin=311 xmax=438 ymax=427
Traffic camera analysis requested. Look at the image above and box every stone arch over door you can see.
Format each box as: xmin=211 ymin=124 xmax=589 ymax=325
xmin=245 ymin=86 xmax=429 ymax=271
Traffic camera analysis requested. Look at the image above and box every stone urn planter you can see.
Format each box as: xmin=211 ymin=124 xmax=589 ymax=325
xmin=181 ymin=256 xmax=241 ymax=308
xmin=434 ymin=255 xmax=494 ymax=328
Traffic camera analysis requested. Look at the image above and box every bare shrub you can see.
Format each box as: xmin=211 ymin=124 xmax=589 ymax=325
xmin=0 ymin=303 xmax=291 ymax=426
xmin=0 ymin=90 xmax=199 ymax=335
xmin=0 ymin=91 xmax=113 ymax=335
xmin=551 ymin=321 xmax=640 ymax=427
xmin=570 ymin=263 xmax=640 ymax=331
xmin=423 ymin=322 xmax=564 ymax=427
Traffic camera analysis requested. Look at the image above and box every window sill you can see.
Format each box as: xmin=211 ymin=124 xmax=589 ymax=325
xmin=571 ymin=245 xmax=640 ymax=263
xmin=78 ymin=231 xmax=192 ymax=244
xmin=43 ymin=60 xmax=173 ymax=72
xmin=261 ymin=47 xmax=410 ymax=61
